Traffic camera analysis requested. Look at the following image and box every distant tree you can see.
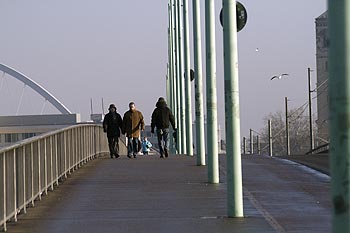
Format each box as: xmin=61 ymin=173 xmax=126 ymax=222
xmin=259 ymin=107 xmax=312 ymax=156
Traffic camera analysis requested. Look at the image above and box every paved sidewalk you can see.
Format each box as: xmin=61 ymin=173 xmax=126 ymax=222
xmin=5 ymin=154 xmax=331 ymax=233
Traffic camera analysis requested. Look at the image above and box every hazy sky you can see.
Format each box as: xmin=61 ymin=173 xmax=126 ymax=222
xmin=0 ymin=1 xmax=327 ymax=139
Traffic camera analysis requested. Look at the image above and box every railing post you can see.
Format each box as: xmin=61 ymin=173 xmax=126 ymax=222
xmin=64 ymin=131 xmax=67 ymax=178
xmin=13 ymin=149 xmax=17 ymax=222
xmin=55 ymin=134 xmax=59 ymax=186
xmin=44 ymin=138 xmax=48 ymax=195
xmin=50 ymin=136 xmax=54 ymax=191
xmin=22 ymin=146 xmax=26 ymax=214
xmin=74 ymin=128 xmax=78 ymax=170
xmin=94 ymin=126 xmax=97 ymax=157
xmin=37 ymin=140 xmax=41 ymax=200
xmin=3 ymin=153 xmax=7 ymax=232
xmin=30 ymin=142 xmax=35 ymax=206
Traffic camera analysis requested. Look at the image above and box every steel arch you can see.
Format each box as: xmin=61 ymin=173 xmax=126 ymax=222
xmin=0 ymin=63 xmax=71 ymax=114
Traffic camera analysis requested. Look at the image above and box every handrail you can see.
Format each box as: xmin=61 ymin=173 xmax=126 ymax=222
xmin=0 ymin=124 xmax=111 ymax=231
xmin=306 ymin=143 xmax=329 ymax=155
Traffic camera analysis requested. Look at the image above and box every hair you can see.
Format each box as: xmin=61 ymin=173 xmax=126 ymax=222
xmin=129 ymin=102 xmax=135 ymax=106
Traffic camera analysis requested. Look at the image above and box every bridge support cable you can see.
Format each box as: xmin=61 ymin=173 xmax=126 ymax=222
xmin=16 ymin=84 xmax=26 ymax=115
xmin=40 ymin=99 xmax=48 ymax=115
xmin=0 ymin=72 xmax=5 ymax=92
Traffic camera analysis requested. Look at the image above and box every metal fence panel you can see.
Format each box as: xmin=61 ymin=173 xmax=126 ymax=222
xmin=1 ymin=125 xmax=110 ymax=230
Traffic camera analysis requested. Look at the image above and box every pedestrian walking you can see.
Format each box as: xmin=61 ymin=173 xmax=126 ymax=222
xmin=122 ymin=102 xmax=145 ymax=158
xmin=141 ymin=137 xmax=152 ymax=155
xmin=103 ymin=104 xmax=123 ymax=158
xmin=151 ymin=97 xmax=176 ymax=158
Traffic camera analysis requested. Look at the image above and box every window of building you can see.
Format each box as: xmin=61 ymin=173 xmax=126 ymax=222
xmin=5 ymin=134 xmax=12 ymax=143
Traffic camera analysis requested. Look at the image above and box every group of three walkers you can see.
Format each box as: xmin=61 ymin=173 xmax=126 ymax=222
xmin=103 ymin=97 xmax=176 ymax=159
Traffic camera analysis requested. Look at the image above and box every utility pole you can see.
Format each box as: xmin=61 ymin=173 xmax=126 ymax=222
xmin=256 ymin=135 xmax=260 ymax=155
xmin=223 ymin=0 xmax=244 ymax=217
xmin=328 ymin=1 xmax=350 ymax=231
xmin=205 ymin=0 xmax=219 ymax=183
xmin=193 ymin=0 xmax=205 ymax=165
xmin=285 ymin=97 xmax=290 ymax=155
xmin=249 ymin=129 xmax=253 ymax=154
xmin=308 ymin=67 xmax=314 ymax=152
xmin=268 ymin=119 xmax=272 ymax=157
xmin=242 ymin=137 xmax=246 ymax=155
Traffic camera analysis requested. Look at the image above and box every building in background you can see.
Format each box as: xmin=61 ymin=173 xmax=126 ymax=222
xmin=315 ymin=11 xmax=329 ymax=145
xmin=0 ymin=114 xmax=81 ymax=148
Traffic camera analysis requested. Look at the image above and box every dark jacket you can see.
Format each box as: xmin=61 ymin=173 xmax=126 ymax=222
xmin=151 ymin=100 xmax=175 ymax=131
xmin=122 ymin=109 xmax=145 ymax=138
xmin=103 ymin=111 xmax=123 ymax=138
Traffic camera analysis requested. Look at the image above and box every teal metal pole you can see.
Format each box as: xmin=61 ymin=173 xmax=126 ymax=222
xmin=205 ymin=0 xmax=219 ymax=183
xmin=222 ymin=0 xmax=244 ymax=217
xmin=171 ymin=0 xmax=178 ymax=154
xmin=174 ymin=0 xmax=182 ymax=153
xmin=167 ymin=1 xmax=175 ymax=154
xmin=193 ymin=0 xmax=206 ymax=165
xmin=166 ymin=68 xmax=170 ymax=110
xmin=182 ymin=0 xmax=193 ymax=156
xmin=177 ymin=0 xmax=187 ymax=154
xmin=328 ymin=1 xmax=350 ymax=232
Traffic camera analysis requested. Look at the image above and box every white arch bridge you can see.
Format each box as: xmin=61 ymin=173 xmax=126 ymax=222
xmin=0 ymin=63 xmax=71 ymax=114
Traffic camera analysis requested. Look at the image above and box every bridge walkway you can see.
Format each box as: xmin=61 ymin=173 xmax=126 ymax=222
xmin=5 ymin=154 xmax=331 ymax=233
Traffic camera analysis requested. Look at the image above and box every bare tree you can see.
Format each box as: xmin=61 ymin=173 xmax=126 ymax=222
xmin=259 ymin=108 xmax=312 ymax=156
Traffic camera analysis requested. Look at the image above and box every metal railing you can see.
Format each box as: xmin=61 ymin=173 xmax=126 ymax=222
xmin=306 ymin=143 xmax=329 ymax=155
xmin=0 ymin=124 xmax=110 ymax=231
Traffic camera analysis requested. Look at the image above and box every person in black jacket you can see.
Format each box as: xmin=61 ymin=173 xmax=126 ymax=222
xmin=103 ymin=104 xmax=123 ymax=158
xmin=151 ymin=97 xmax=176 ymax=158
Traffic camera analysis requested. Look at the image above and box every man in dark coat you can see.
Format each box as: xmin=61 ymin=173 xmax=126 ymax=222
xmin=122 ymin=102 xmax=145 ymax=158
xmin=103 ymin=104 xmax=123 ymax=158
xmin=151 ymin=97 xmax=176 ymax=158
